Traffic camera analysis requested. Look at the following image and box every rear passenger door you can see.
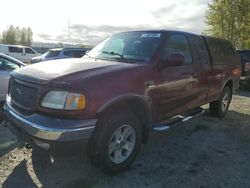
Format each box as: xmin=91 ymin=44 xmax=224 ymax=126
xmin=187 ymin=34 xmax=212 ymax=106
xmin=157 ymin=33 xmax=200 ymax=120
xmin=204 ymin=38 xmax=238 ymax=102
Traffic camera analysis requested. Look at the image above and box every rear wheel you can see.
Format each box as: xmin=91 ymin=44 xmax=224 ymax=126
xmin=209 ymin=86 xmax=232 ymax=117
xmin=87 ymin=111 xmax=142 ymax=174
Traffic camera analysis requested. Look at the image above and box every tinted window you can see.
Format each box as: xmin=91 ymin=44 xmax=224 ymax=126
xmin=63 ymin=50 xmax=86 ymax=58
xmin=188 ymin=35 xmax=210 ymax=64
xmin=206 ymin=38 xmax=235 ymax=64
xmin=0 ymin=57 xmax=19 ymax=71
xmin=164 ymin=34 xmax=192 ymax=64
xmin=223 ymin=41 xmax=235 ymax=56
xmin=240 ymin=51 xmax=250 ymax=61
xmin=25 ymin=48 xmax=36 ymax=54
xmin=73 ymin=50 xmax=86 ymax=57
xmin=9 ymin=46 xmax=22 ymax=53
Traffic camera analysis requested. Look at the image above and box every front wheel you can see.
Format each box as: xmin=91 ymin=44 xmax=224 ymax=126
xmin=209 ymin=86 xmax=232 ymax=117
xmin=87 ymin=111 xmax=142 ymax=174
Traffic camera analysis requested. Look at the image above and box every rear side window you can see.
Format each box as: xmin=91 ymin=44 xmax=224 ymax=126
xmin=205 ymin=37 xmax=236 ymax=64
xmin=188 ymin=35 xmax=210 ymax=64
xmin=25 ymin=48 xmax=36 ymax=54
xmin=9 ymin=47 xmax=22 ymax=53
xmin=164 ymin=34 xmax=192 ymax=64
xmin=223 ymin=42 xmax=235 ymax=56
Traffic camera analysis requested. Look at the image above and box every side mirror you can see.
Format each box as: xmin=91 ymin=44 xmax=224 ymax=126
xmin=167 ymin=53 xmax=185 ymax=66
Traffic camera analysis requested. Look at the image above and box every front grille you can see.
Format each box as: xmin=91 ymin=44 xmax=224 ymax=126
xmin=9 ymin=78 xmax=38 ymax=109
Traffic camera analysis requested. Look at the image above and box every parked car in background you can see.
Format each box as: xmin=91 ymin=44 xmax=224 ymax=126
xmin=0 ymin=53 xmax=26 ymax=104
xmin=0 ymin=44 xmax=39 ymax=63
xmin=237 ymin=49 xmax=250 ymax=86
xmin=31 ymin=48 xmax=87 ymax=63
xmin=238 ymin=49 xmax=250 ymax=76
xmin=4 ymin=30 xmax=240 ymax=174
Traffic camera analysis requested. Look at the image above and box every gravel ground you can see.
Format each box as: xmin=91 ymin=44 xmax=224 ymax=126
xmin=0 ymin=90 xmax=250 ymax=188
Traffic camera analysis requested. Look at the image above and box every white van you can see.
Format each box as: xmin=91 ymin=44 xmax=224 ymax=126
xmin=0 ymin=44 xmax=39 ymax=63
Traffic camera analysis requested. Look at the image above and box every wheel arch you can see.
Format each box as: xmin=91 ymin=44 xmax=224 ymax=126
xmin=218 ymin=78 xmax=233 ymax=100
xmin=96 ymin=94 xmax=152 ymax=143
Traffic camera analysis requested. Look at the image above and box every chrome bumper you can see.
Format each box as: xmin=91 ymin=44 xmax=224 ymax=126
xmin=4 ymin=99 xmax=97 ymax=142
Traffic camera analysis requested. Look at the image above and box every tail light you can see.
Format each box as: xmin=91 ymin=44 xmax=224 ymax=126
xmin=232 ymin=67 xmax=241 ymax=77
xmin=244 ymin=62 xmax=250 ymax=72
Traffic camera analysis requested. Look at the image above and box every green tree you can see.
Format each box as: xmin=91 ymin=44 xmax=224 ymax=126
xmin=1 ymin=25 xmax=17 ymax=45
xmin=205 ymin=0 xmax=250 ymax=49
xmin=1 ymin=25 xmax=33 ymax=46
xmin=56 ymin=42 xmax=64 ymax=48
xmin=26 ymin=27 xmax=33 ymax=46
xmin=20 ymin=29 xmax=26 ymax=45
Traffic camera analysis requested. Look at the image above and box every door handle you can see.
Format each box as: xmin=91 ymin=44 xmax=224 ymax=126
xmin=192 ymin=74 xmax=198 ymax=79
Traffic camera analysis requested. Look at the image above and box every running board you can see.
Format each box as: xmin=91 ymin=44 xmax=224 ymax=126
xmin=152 ymin=108 xmax=205 ymax=131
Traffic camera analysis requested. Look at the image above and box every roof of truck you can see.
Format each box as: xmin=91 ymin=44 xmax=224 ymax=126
xmin=0 ymin=44 xmax=30 ymax=48
xmin=116 ymin=29 xmax=198 ymax=35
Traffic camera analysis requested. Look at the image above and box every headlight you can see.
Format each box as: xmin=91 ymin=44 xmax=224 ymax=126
xmin=41 ymin=91 xmax=86 ymax=110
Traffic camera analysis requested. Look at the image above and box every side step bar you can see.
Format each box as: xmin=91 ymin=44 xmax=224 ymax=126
xmin=152 ymin=108 xmax=205 ymax=131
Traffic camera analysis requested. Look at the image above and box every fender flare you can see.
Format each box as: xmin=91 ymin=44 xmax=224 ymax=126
xmin=97 ymin=94 xmax=152 ymax=123
xmin=217 ymin=77 xmax=234 ymax=100
xmin=96 ymin=94 xmax=152 ymax=144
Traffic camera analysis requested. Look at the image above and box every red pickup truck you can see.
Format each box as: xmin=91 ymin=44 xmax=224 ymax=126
xmin=4 ymin=30 xmax=240 ymax=173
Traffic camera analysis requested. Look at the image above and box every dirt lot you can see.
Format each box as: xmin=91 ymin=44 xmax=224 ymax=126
xmin=0 ymin=90 xmax=250 ymax=188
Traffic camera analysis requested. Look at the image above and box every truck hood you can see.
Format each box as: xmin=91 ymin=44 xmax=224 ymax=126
xmin=11 ymin=58 xmax=140 ymax=85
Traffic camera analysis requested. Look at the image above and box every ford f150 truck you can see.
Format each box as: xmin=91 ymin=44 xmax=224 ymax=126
xmin=3 ymin=30 xmax=240 ymax=173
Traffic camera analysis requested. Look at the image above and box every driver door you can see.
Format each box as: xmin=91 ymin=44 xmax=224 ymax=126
xmin=156 ymin=33 xmax=198 ymax=120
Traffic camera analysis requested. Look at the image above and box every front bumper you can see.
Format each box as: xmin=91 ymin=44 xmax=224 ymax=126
xmin=4 ymin=99 xmax=97 ymax=143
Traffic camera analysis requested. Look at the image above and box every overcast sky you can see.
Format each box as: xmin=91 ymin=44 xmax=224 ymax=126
xmin=0 ymin=0 xmax=210 ymax=45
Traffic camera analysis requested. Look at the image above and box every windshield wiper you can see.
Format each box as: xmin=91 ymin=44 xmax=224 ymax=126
xmin=102 ymin=51 xmax=128 ymax=63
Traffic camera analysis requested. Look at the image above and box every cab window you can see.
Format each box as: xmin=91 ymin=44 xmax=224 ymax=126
xmin=164 ymin=34 xmax=193 ymax=65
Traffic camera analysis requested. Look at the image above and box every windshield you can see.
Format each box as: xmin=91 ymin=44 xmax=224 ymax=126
xmin=44 ymin=50 xmax=61 ymax=58
xmin=87 ymin=31 xmax=163 ymax=63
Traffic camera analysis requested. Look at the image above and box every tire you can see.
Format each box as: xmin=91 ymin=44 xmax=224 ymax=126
xmin=87 ymin=111 xmax=142 ymax=174
xmin=209 ymin=86 xmax=232 ymax=118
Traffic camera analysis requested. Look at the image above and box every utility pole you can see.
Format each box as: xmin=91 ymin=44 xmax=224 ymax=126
xmin=68 ymin=18 xmax=71 ymax=46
